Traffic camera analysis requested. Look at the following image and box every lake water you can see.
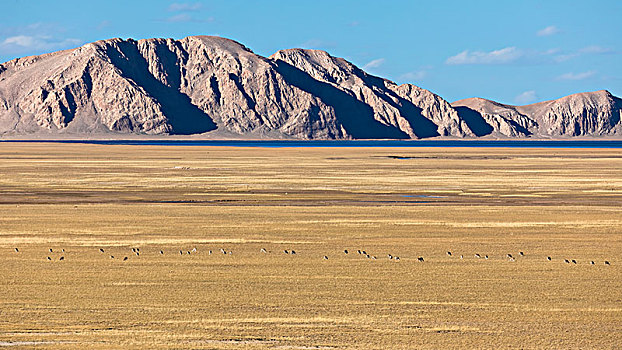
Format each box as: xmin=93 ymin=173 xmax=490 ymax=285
xmin=2 ymin=140 xmax=622 ymax=148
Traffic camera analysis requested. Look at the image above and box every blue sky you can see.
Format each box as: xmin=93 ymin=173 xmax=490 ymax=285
xmin=0 ymin=0 xmax=619 ymax=104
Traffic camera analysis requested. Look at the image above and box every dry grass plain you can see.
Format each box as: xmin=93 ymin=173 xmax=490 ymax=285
xmin=0 ymin=143 xmax=621 ymax=349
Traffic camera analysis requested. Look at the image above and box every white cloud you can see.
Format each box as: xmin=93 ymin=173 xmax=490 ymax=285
xmin=168 ymin=2 xmax=203 ymax=12
xmin=557 ymin=71 xmax=596 ymax=80
xmin=362 ymin=58 xmax=385 ymax=70
xmin=537 ymin=26 xmax=560 ymax=37
xmin=400 ymin=70 xmax=427 ymax=81
xmin=163 ymin=13 xmax=214 ymax=23
xmin=514 ymin=90 xmax=537 ymax=105
xmin=579 ymin=45 xmax=614 ymax=54
xmin=300 ymin=39 xmax=336 ymax=49
xmin=0 ymin=23 xmax=82 ymax=58
xmin=446 ymin=47 xmax=522 ymax=65
xmin=0 ymin=35 xmax=81 ymax=54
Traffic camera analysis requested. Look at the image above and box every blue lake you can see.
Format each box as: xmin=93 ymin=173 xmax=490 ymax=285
xmin=2 ymin=139 xmax=622 ymax=148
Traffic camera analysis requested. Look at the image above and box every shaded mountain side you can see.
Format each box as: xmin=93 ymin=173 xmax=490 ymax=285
xmin=0 ymin=35 xmax=620 ymax=139
xmin=452 ymin=90 xmax=622 ymax=138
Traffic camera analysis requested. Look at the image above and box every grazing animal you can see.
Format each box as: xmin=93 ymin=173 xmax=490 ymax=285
xmin=132 ymin=248 xmax=136 ymax=253
xmin=187 ymin=251 xmax=191 ymax=255
xmin=110 ymin=255 xmax=114 ymax=259
xmin=135 ymin=252 xmax=140 ymax=256
xmin=284 ymin=250 xmax=289 ymax=254
xmin=228 ymin=251 xmax=232 ymax=255
xmin=460 ymin=255 xmax=463 ymax=259
xmin=61 ymin=249 xmax=65 ymax=253
xmin=160 ymin=250 xmax=164 ymax=255
xmin=519 ymin=252 xmax=524 ymax=256
xmin=547 ymin=257 xmax=552 ymax=261
xmin=208 ymin=250 xmax=212 ymax=255
xmin=192 ymin=247 xmax=197 ymax=253
xmin=447 ymin=251 xmax=452 ymax=256
xmin=564 ymin=259 xmax=570 ymax=264
xmin=507 ymin=254 xmax=513 ymax=259
xmin=179 ymin=250 xmax=183 ymax=255
xmin=475 ymin=254 xmax=481 ymax=258
xmin=291 ymin=250 xmax=296 ymax=255
xmin=362 ymin=251 xmax=367 ymax=255
xmin=49 ymin=248 xmax=53 ymax=253
xmin=99 ymin=248 xmax=104 ymax=253
xmin=485 ymin=255 xmax=489 ymax=259
xmin=357 ymin=250 xmax=361 ymax=254
xmin=509 ymin=257 xmax=515 ymax=262
xmin=47 ymin=257 xmax=51 ymax=261
xmin=344 ymin=250 xmax=348 ymax=254
xmin=366 ymin=254 xmax=370 ymax=259
xmin=323 ymin=256 xmax=329 ymax=260
xmin=418 ymin=257 xmax=424 ymax=262
xmin=395 ymin=256 xmax=400 ymax=261
xmin=605 ymin=261 xmax=610 ymax=265
xmin=123 ymin=257 xmax=128 ymax=261
xmin=590 ymin=261 xmax=595 ymax=265
xmin=59 ymin=256 xmax=64 ymax=261
xmin=220 ymin=248 xmax=226 ymax=254
xmin=261 ymin=248 xmax=267 ymax=253
xmin=388 ymin=254 xmax=393 ymax=260
xmin=372 ymin=256 xmax=377 ymax=260
xmin=14 ymin=248 xmax=19 ymax=253
xmin=572 ymin=259 xmax=577 ymax=264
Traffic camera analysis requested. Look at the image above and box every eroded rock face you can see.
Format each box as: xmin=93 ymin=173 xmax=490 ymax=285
xmin=0 ymin=35 xmax=620 ymax=139
xmin=452 ymin=91 xmax=622 ymax=138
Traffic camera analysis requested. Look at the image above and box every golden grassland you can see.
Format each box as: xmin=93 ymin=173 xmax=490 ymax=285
xmin=0 ymin=143 xmax=621 ymax=349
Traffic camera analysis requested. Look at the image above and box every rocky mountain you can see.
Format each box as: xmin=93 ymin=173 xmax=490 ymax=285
xmin=452 ymin=91 xmax=622 ymax=138
xmin=0 ymin=35 xmax=620 ymax=139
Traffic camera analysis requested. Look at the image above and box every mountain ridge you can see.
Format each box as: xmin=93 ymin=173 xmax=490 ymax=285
xmin=1 ymin=35 xmax=620 ymax=139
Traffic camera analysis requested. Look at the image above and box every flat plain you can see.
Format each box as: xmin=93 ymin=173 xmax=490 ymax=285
xmin=0 ymin=143 xmax=621 ymax=349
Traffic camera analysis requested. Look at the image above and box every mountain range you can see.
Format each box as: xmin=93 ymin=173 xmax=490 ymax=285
xmin=0 ymin=35 xmax=620 ymax=139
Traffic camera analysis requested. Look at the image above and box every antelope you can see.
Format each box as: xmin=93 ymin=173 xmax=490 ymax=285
xmin=323 ymin=256 xmax=329 ymax=260
xmin=14 ymin=248 xmax=19 ymax=253
xmin=100 ymin=248 xmax=105 ymax=253
xmin=343 ymin=250 xmax=348 ymax=254
xmin=123 ymin=257 xmax=128 ymax=261
xmin=547 ymin=257 xmax=552 ymax=261
xmin=447 ymin=251 xmax=452 ymax=256
xmin=59 ymin=257 xmax=64 ymax=261
xmin=605 ymin=261 xmax=611 ymax=266
xmin=418 ymin=257 xmax=424 ymax=262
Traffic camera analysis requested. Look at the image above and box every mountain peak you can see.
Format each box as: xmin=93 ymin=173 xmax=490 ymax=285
xmin=0 ymin=36 xmax=620 ymax=139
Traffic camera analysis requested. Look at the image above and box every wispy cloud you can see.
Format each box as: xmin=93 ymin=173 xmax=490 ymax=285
xmin=578 ymin=45 xmax=615 ymax=54
xmin=446 ymin=45 xmax=614 ymax=65
xmin=514 ymin=90 xmax=537 ymax=105
xmin=446 ymin=47 xmax=523 ymax=65
xmin=0 ymin=23 xmax=82 ymax=58
xmin=362 ymin=58 xmax=385 ymax=70
xmin=557 ymin=71 xmax=596 ymax=81
xmin=168 ymin=2 xmax=203 ymax=12
xmin=163 ymin=13 xmax=214 ymax=23
xmin=537 ymin=25 xmax=560 ymax=37
xmin=0 ymin=35 xmax=81 ymax=55
xmin=300 ymin=39 xmax=337 ymax=49
xmin=400 ymin=70 xmax=427 ymax=81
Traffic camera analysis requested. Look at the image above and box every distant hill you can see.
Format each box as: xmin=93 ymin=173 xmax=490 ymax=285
xmin=0 ymin=36 xmax=620 ymax=139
